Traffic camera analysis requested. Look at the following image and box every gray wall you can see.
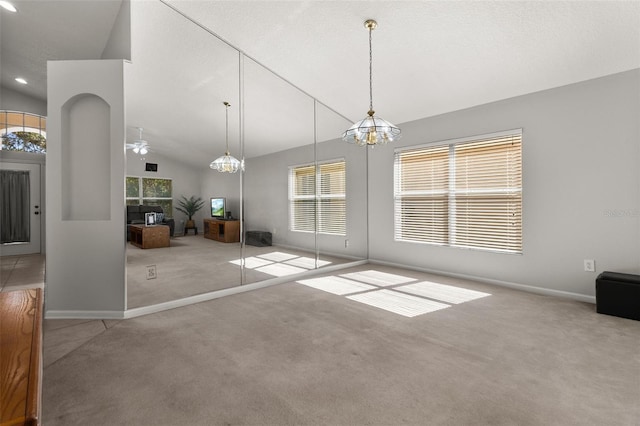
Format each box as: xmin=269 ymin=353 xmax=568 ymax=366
xmin=46 ymin=60 xmax=126 ymax=316
xmin=368 ymin=69 xmax=640 ymax=300
xmin=244 ymin=137 xmax=368 ymax=259
xmin=200 ymin=167 xmax=241 ymax=222
xmin=0 ymin=86 xmax=47 ymax=116
xmin=101 ymin=0 xmax=131 ymax=61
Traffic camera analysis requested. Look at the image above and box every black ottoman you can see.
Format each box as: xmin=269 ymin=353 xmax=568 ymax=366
xmin=596 ymin=271 xmax=640 ymax=321
xmin=246 ymin=231 xmax=272 ymax=247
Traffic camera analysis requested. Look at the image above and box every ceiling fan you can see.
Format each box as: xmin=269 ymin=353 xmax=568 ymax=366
xmin=126 ymin=127 xmax=150 ymax=155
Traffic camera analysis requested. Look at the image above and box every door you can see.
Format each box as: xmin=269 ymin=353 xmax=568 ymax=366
xmin=0 ymin=162 xmax=41 ymax=256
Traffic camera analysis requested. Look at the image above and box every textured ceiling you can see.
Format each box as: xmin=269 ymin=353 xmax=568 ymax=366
xmin=0 ymin=0 xmax=122 ymax=100
xmin=1 ymin=0 xmax=639 ymax=166
xmin=166 ymin=0 xmax=640 ymax=126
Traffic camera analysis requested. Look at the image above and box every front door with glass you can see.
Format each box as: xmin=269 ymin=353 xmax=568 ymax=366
xmin=0 ymin=162 xmax=41 ymax=256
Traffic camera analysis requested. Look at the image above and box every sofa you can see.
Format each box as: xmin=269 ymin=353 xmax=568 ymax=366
xmin=126 ymin=205 xmax=175 ymax=241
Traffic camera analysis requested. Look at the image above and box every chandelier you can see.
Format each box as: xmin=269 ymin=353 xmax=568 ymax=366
xmin=342 ymin=19 xmax=401 ymax=147
xmin=210 ymin=101 xmax=241 ymax=173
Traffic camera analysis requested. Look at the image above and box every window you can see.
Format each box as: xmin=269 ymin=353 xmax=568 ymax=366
xmin=0 ymin=110 xmax=47 ymax=153
xmin=289 ymin=160 xmax=346 ymax=235
xmin=126 ymin=176 xmax=173 ymax=216
xmin=394 ymin=130 xmax=522 ymax=253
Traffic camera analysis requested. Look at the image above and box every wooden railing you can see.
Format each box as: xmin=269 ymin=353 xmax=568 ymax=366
xmin=0 ymin=288 xmax=43 ymax=426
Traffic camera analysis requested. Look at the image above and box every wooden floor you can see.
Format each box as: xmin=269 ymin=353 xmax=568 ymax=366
xmin=0 ymin=288 xmax=43 ymax=425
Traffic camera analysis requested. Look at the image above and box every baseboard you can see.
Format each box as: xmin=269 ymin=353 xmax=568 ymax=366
xmin=368 ymin=259 xmax=596 ymax=304
xmin=45 ymin=310 xmax=126 ymax=320
xmin=124 ymin=259 xmax=369 ymax=319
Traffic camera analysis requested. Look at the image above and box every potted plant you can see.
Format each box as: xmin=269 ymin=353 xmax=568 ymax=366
xmin=175 ymin=195 xmax=205 ymax=231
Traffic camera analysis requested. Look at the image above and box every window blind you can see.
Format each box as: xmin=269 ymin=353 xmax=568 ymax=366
xmin=394 ymin=131 xmax=522 ymax=253
xmin=290 ymin=165 xmax=316 ymax=232
xmin=290 ymin=160 xmax=346 ymax=235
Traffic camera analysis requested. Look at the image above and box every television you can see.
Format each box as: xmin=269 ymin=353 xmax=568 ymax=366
xmin=210 ymin=197 xmax=226 ymax=218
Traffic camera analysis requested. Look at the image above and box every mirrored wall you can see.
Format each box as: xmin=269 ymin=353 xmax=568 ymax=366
xmin=124 ymin=0 xmax=367 ymax=309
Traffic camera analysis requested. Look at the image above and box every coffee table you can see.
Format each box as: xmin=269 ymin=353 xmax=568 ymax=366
xmin=129 ymin=224 xmax=170 ymax=249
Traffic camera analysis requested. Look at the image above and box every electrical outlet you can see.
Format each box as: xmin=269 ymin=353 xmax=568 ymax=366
xmin=146 ymin=264 xmax=157 ymax=280
xmin=345 ymin=239 xmax=349 ymax=248
xmin=584 ymin=259 xmax=595 ymax=272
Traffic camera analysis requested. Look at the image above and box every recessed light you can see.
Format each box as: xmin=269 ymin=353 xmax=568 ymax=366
xmin=15 ymin=77 xmax=27 ymax=85
xmin=0 ymin=1 xmax=17 ymax=12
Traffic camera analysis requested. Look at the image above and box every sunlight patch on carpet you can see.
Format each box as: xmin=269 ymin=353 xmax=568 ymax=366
xmin=258 ymin=252 xmax=299 ymax=262
xmin=340 ymin=270 xmax=417 ymax=287
xmin=255 ymin=263 xmax=307 ymax=277
xmin=347 ymin=290 xmax=450 ymax=317
xmin=229 ymin=257 xmax=274 ymax=269
xmin=285 ymin=257 xmax=331 ymax=269
xmin=297 ymin=276 xmax=377 ymax=295
xmin=396 ymin=282 xmax=491 ymax=304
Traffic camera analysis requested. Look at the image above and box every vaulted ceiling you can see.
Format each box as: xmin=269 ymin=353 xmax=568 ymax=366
xmin=2 ymin=0 xmax=639 ymax=166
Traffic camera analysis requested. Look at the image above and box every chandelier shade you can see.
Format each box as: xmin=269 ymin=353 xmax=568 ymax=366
xmin=210 ymin=151 xmax=241 ymax=173
xmin=342 ymin=19 xmax=401 ymax=146
xmin=210 ymin=101 xmax=241 ymax=173
xmin=342 ymin=111 xmax=401 ymax=146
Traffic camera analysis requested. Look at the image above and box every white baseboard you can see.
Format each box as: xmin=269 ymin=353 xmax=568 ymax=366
xmin=124 ymin=259 xmax=369 ymax=320
xmin=368 ymin=259 xmax=596 ymax=304
xmin=45 ymin=258 xmax=590 ymax=320
xmin=43 ymin=260 xmax=367 ymax=320
xmin=45 ymin=310 xmax=126 ymax=320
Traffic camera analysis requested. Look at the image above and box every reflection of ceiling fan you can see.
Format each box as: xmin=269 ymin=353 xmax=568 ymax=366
xmin=126 ymin=127 xmax=150 ymax=155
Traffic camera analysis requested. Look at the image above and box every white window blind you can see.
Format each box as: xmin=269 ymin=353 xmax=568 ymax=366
xmin=289 ymin=160 xmax=346 ymax=235
xmin=394 ymin=131 xmax=522 ymax=253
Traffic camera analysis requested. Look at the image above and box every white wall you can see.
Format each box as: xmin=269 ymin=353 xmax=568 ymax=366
xmin=0 ymin=86 xmax=47 ymax=116
xmin=368 ymin=69 xmax=640 ymax=300
xmin=244 ymin=137 xmax=368 ymax=259
xmin=101 ymin=0 xmax=131 ymax=61
xmin=46 ymin=60 xmax=126 ymax=316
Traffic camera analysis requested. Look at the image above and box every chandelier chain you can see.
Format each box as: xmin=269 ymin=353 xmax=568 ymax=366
xmin=225 ymin=102 xmax=230 ymax=153
xmin=369 ymin=26 xmax=373 ymax=113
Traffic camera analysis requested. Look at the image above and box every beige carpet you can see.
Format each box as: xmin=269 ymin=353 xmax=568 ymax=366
xmin=127 ymin=235 xmax=352 ymax=308
xmin=44 ymin=264 xmax=640 ymax=425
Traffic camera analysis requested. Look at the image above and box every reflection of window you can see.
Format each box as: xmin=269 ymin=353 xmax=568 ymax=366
xmin=394 ymin=130 xmax=522 ymax=253
xmin=126 ymin=176 xmax=173 ymax=216
xmin=0 ymin=110 xmax=47 ymax=153
xmin=289 ymin=160 xmax=346 ymax=235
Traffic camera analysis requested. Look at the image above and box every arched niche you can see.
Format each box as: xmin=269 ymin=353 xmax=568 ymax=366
xmin=61 ymin=93 xmax=111 ymax=221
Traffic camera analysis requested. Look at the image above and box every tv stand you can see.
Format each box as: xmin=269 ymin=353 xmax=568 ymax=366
xmin=203 ymin=218 xmax=240 ymax=243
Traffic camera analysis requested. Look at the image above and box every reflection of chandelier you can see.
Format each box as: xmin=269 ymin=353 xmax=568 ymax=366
xmin=342 ymin=19 xmax=401 ymax=147
xmin=126 ymin=127 xmax=149 ymax=155
xmin=210 ymin=101 xmax=241 ymax=173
